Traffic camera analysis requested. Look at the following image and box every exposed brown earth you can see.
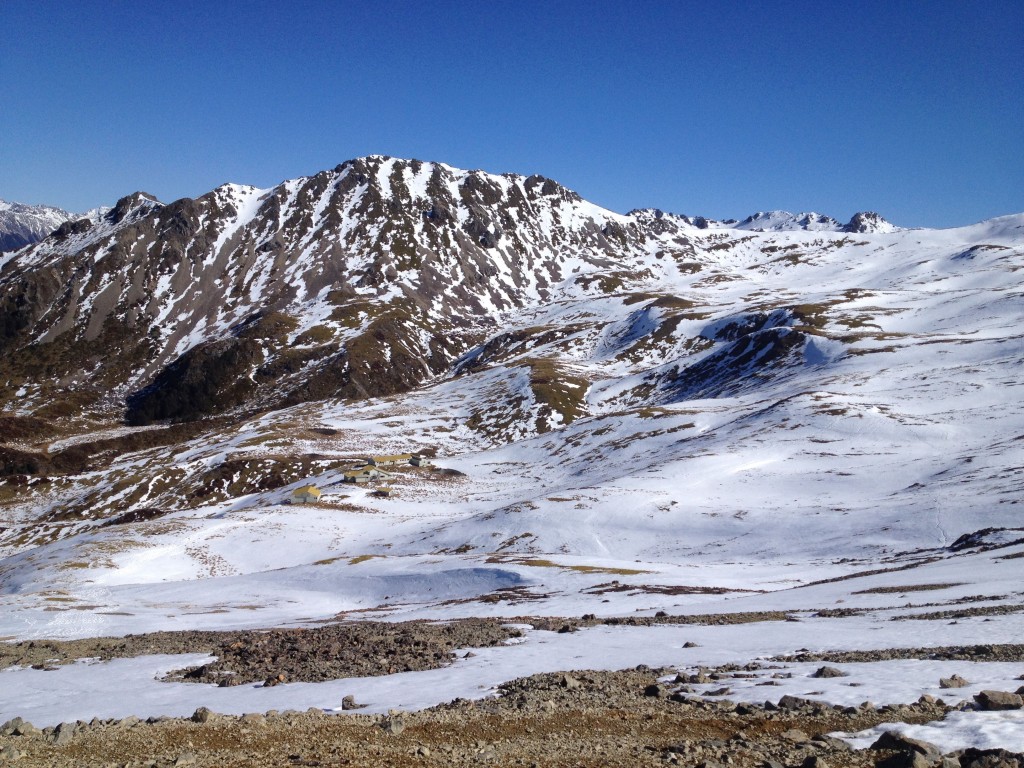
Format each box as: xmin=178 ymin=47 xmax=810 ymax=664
xmin=775 ymin=644 xmax=1024 ymax=664
xmin=0 ymin=612 xmax=802 ymax=683
xmin=0 ymin=620 xmax=519 ymax=684
xmin=3 ymin=618 xmax=1024 ymax=766
xmin=0 ymin=666 xmax=986 ymax=768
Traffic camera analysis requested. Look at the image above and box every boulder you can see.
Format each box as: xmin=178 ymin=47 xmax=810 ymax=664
xmin=974 ymin=690 xmax=1024 ymax=711
xmin=778 ymin=694 xmax=816 ymax=710
xmin=263 ymin=672 xmax=287 ymax=687
xmin=940 ymin=674 xmax=970 ymax=689
xmin=812 ymin=666 xmax=846 ymax=678
xmin=0 ymin=744 xmax=22 ymax=761
xmin=380 ymin=715 xmax=405 ymax=736
xmin=871 ymin=731 xmax=942 ymax=760
xmin=876 ymin=751 xmax=935 ymax=768
xmin=48 ymin=721 xmax=75 ymax=746
xmin=958 ymin=747 xmax=1024 ymax=768
xmin=559 ymin=674 xmax=581 ymax=690
xmin=341 ymin=695 xmax=365 ymax=710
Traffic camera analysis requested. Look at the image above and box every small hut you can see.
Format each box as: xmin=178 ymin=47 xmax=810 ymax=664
xmin=367 ymin=454 xmax=414 ymax=466
xmin=291 ymin=484 xmax=322 ymax=504
xmin=343 ymin=466 xmax=393 ymax=484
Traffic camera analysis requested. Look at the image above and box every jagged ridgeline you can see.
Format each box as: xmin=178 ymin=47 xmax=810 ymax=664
xmin=0 ymin=155 xmax=893 ymax=426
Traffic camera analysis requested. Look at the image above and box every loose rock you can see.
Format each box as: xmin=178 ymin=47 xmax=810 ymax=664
xmin=812 ymin=666 xmax=846 ymax=678
xmin=974 ymin=690 xmax=1024 ymax=710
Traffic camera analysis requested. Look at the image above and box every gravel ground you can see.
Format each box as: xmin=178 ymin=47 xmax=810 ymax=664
xmin=0 ymin=620 xmax=519 ymax=684
xmin=775 ymin=644 xmax=1024 ymax=664
xmin=3 ymin=619 xmax=1023 ymax=767
xmin=0 ymin=666 xmax=983 ymax=768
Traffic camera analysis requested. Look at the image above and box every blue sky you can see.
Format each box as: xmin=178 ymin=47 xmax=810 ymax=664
xmin=3 ymin=0 xmax=1021 ymax=227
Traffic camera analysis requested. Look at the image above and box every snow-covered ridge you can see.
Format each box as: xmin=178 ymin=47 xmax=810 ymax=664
xmin=705 ymin=209 xmax=900 ymax=233
xmin=0 ymin=156 xmax=1020 ymax=424
xmin=0 ymin=198 xmax=120 ymax=256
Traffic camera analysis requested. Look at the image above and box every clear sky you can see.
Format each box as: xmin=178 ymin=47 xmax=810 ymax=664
xmin=2 ymin=0 xmax=1021 ymax=228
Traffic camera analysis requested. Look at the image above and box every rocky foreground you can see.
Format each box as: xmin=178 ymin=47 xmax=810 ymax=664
xmin=2 ymin=620 xmax=1024 ymax=767
xmin=2 ymin=664 xmax=1024 ymax=768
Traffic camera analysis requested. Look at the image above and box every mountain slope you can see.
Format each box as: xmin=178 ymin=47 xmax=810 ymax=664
xmin=1 ymin=160 xmax=1023 ymax=753
xmin=1 ymin=158 xmax=678 ymax=422
xmin=0 ymin=157 xmax=917 ymax=429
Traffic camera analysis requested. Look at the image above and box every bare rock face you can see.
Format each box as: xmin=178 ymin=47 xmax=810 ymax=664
xmin=843 ymin=211 xmax=897 ymax=234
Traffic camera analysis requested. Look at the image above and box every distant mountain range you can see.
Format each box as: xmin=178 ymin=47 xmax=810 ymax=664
xmin=0 ymin=199 xmax=111 ymax=252
xmin=0 ymin=200 xmax=77 ymax=252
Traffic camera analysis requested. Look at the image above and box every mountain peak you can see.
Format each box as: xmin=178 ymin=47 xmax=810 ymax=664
xmin=843 ymin=211 xmax=898 ymax=233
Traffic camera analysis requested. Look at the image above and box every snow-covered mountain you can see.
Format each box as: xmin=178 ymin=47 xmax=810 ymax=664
xmin=0 ymin=156 xmax=910 ymax=428
xmin=1 ymin=155 xmax=1020 ymax=561
xmin=1 ymin=158 xmax=1023 ymax=744
xmin=0 ymin=199 xmax=114 ymax=252
xmin=0 ymin=200 xmax=77 ymax=252
xmin=730 ymin=209 xmax=899 ymax=233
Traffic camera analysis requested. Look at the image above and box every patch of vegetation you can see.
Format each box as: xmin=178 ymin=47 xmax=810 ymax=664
xmin=293 ymin=325 xmax=335 ymax=346
xmin=487 ymin=556 xmax=651 ymax=576
xmin=790 ymin=303 xmax=832 ymax=332
xmin=348 ymin=554 xmax=382 ymax=565
xmin=126 ymin=337 xmax=262 ymax=425
xmin=101 ymin=508 xmax=173 ymax=527
xmin=853 ymin=582 xmax=964 ymax=594
xmin=525 ymin=358 xmax=590 ymax=431
xmin=456 ymin=324 xmax=588 ymax=373
xmin=189 ymin=453 xmax=349 ymax=502
xmin=575 ymin=273 xmax=625 ymax=293
xmin=0 ymin=415 xmax=57 ymax=443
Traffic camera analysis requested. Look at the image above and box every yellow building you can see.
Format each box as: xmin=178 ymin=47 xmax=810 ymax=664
xmin=291 ymin=485 xmax=322 ymax=503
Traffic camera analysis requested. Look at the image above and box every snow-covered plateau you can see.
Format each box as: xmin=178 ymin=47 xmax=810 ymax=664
xmin=0 ymin=158 xmax=1022 ymax=755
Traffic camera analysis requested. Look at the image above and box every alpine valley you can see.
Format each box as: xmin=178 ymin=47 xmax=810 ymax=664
xmin=1 ymin=156 xmax=1023 ymax=764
